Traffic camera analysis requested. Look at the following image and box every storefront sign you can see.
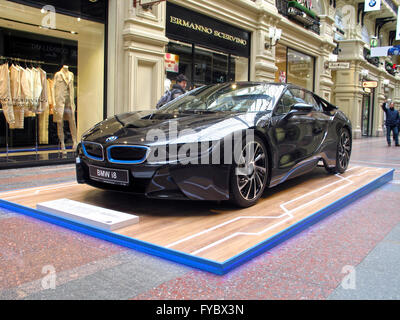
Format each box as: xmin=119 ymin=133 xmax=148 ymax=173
xmin=328 ymin=62 xmax=350 ymax=69
xmin=362 ymin=81 xmax=378 ymax=88
xmin=364 ymin=0 xmax=381 ymax=12
xmin=165 ymin=53 xmax=179 ymax=73
xmin=371 ymin=46 xmax=391 ymax=57
xmin=166 ymin=3 xmax=250 ymax=58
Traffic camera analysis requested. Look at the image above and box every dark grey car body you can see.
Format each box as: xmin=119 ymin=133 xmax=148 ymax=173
xmin=76 ymin=82 xmax=352 ymax=204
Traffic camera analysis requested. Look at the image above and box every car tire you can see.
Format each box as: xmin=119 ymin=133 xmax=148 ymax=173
xmin=326 ymin=127 xmax=352 ymax=174
xmin=229 ymin=136 xmax=269 ymax=208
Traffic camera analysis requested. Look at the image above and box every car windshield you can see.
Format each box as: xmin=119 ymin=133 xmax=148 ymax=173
xmin=159 ymin=83 xmax=285 ymax=113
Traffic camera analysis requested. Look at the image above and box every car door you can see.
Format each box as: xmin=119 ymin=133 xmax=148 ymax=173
xmin=270 ymin=87 xmax=317 ymax=170
xmin=303 ymin=91 xmax=331 ymax=153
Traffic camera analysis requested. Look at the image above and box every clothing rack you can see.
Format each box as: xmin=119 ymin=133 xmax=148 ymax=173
xmin=0 ymin=55 xmax=45 ymax=65
xmin=1 ymin=55 xmax=43 ymax=156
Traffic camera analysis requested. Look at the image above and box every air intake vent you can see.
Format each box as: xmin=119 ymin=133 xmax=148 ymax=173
xmin=82 ymin=142 xmax=104 ymax=161
xmin=107 ymin=146 xmax=149 ymax=164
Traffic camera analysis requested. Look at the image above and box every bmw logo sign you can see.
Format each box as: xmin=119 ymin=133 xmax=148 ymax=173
xmin=106 ymin=136 xmax=118 ymax=143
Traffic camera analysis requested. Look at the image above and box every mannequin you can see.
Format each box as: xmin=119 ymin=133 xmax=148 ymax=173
xmin=53 ymin=65 xmax=77 ymax=152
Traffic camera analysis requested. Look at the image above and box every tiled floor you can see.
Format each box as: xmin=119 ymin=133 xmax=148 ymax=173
xmin=0 ymin=137 xmax=399 ymax=300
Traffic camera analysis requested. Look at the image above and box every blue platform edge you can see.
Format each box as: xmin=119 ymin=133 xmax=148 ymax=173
xmin=0 ymin=168 xmax=394 ymax=276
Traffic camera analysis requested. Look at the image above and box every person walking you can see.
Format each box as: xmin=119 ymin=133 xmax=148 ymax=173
xmin=156 ymin=74 xmax=188 ymax=109
xmin=381 ymin=99 xmax=399 ymax=146
xmin=171 ymin=74 xmax=188 ymax=99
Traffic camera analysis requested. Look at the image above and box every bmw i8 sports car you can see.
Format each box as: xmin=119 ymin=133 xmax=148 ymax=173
xmin=76 ymin=82 xmax=352 ymax=207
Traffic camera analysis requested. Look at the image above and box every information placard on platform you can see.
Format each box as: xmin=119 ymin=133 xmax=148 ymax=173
xmin=37 ymin=199 xmax=139 ymax=231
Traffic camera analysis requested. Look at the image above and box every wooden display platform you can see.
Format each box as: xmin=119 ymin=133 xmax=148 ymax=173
xmin=0 ymin=166 xmax=393 ymax=275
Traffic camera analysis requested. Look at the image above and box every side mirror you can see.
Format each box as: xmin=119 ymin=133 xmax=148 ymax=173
xmin=281 ymin=103 xmax=314 ymax=121
xmin=291 ymin=103 xmax=314 ymax=113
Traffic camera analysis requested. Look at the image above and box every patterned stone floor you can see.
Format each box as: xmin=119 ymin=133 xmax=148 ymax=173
xmin=0 ymin=137 xmax=399 ymax=300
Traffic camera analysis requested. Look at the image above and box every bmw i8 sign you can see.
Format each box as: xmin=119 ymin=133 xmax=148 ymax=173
xmin=364 ymin=0 xmax=381 ymax=12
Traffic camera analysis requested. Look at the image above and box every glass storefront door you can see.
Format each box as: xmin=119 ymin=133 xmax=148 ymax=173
xmin=361 ymin=91 xmax=374 ymax=136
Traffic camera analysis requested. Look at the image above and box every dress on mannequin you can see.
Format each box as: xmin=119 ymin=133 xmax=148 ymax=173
xmin=53 ymin=65 xmax=77 ymax=151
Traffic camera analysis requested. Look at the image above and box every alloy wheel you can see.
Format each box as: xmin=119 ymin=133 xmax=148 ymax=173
xmin=338 ymin=130 xmax=351 ymax=170
xmin=236 ymin=141 xmax=267 ymax=201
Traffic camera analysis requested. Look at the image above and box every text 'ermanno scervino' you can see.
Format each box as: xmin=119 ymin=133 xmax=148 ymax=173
xmin=170 ymin=16 xmax=247 ymax=46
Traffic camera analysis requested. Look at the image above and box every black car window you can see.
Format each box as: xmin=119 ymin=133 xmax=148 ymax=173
xmin=275 ymin=89 xmax=297 ymax=115
xmin=304 ymin=92 xmax=322 ymax=112
xmin=289 ymin=88 xmax=307 ymax=104
xmin=160 ymin=83 xmax=285 ymax=113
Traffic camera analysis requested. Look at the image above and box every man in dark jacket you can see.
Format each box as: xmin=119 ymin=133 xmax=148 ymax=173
xmin=171 ymin=74 xmax=188 ymax=99
xmin=381 ymin=99 xmax=399 ymax=146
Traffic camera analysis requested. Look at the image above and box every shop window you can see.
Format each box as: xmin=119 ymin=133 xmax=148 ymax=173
xmin=194 ymin=47 xmax=230 ymax=86
xmin=166 ymin=41 xmax=192 ymax=89
xmin=0 ymin=0 xmax=106 ymax=167
xmin=287 ymin=49 xmax=314 ymax=91
xmin=166 ymin=41 xmax=249 ymax=89
xmin=275 ymin=45 xmax=315 ymax=91
xmin=275 ymin=43 xmax=287 ymax=84
xmin=233 ymin=56 xmax=249 ymax=81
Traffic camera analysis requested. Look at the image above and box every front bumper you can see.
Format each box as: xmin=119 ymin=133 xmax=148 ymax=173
xmin=76 ymin=144 xmax=231 ymax=201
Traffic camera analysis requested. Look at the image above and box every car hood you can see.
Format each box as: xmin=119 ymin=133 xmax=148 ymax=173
xmin=82 ymin=110 xmax=272 ymax=145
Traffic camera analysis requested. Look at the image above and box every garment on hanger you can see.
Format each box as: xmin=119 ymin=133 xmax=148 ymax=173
xmin=10 ymin=65 xmax=30 ymax=129
xmin=47 ymin=78 xmax=55 ymax=115
xmin=0 ymin=63 xmax=15 ymax=126
xmin=9 ymin=64 xmax=22 ymax=107
xmin=31 ymin=67 xmax=42 ymax=113
xmin=10 ymin=67 xmax=32 ymax=129
xmin=38 ymin=68 xmax=48 ymax=113
xmin=53 ymin=69 xmax=75 ymax=123
xmin=38 ymin=68 xmax=49 ymax=144
xmin=20 ymin=67 xmax=32 ymax=109
xmin=8 ymin=64 xmax=24 ymax=129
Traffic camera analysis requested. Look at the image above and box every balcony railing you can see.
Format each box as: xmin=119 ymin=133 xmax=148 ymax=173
xmin=276 ymin=0 xmax=320 ymax=35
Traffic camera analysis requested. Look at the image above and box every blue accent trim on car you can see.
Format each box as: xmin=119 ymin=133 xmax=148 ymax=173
xmin=0 ymin=169 xmax=393 ymax=275
xmin=82 ymin=142 xmax=104 ymax=162
xmin=107 ymin=145 xmax=150 ymax=164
